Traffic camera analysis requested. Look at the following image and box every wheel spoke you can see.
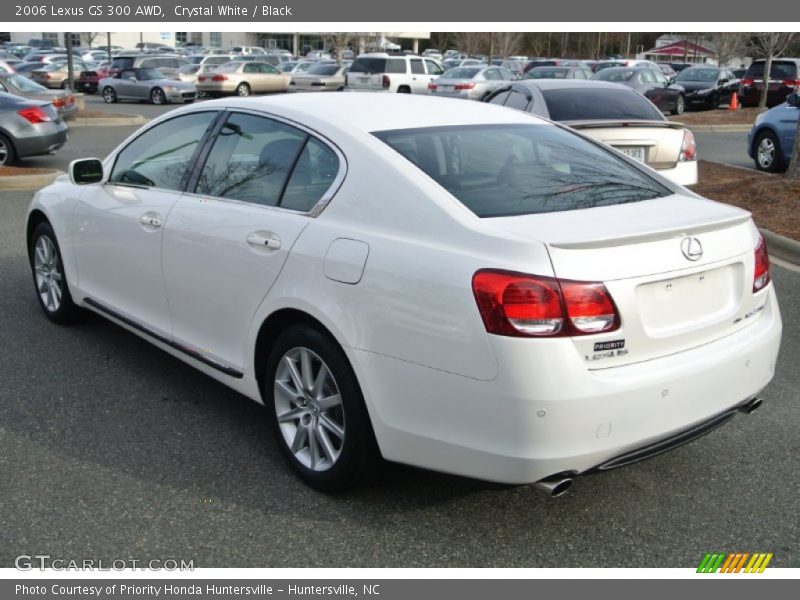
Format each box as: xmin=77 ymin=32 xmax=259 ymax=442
xmin=308 ymin=426 xmax=319 ymax=469
xmin=37 ymin=277 xmax=48 ymax=293
xmin=275 ymin=379 xmax=302 ymax=403
xmin=290 ymin=426 xmax=308 ymax=453
xmin=277 ymin=406 xmax=304 ymax=423
xmin=50 ymin=271 xmax=62 ymax=282
xmin=35 ymin=245 xmax=47 ymax=267
xmin=51 ymin=282 xmax=62 ymax=305
xmin=319 ymin=414 xmax=344 ymax=439
xmin=316 ymin=424 xmax=337 ymax=462
xmin=312 ymin=363 xmax=329 ymax=399
xmin=299 ymin=348 xmax=314 ymax=391
xmin=317 ymin=393 xmax=341 ymax=411
xmin=283 ymin=355 xmax=305 ymax=395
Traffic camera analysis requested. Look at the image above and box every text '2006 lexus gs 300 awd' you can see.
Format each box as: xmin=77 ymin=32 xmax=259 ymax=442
xmin=26 ymin=94 xmax=781 ymax=495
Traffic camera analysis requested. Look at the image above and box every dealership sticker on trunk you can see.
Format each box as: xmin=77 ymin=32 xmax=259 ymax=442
xmin=588 ymin=339 xmax=628 ymax=362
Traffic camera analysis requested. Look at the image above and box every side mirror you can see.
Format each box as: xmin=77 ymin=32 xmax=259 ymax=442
xmin=668 ymin=77 xmax=675 ymax=85
xmin=69 ymin=158 xmax=104 ymax=185
xmin=787 ymin=93 xmax=799 ymax=107
xmin=719 ymin=78 xmax=729 ymax=85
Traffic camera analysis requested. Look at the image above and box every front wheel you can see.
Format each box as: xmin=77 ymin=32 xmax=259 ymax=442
xmin=61 ymin=80 xmax=71 ymax=90
xmin=264 ymin=325 xmax=381 ymax=491
xmin=102 ymin=86 xmax=117 ymax=103
xmin=754 ymin=130 xmax=785 ymax=173
xmin=150 ymin=87 xmax=167 ymax=105
xmin=671 ymin=94 xmax=685 ymax=115
xmin=29 ymin=222 xmax=82 ymax=324
xmin=0 ymin=133 xmax=16 ymax=166
xmin=236 ymin=82 xmax=251 ymax=96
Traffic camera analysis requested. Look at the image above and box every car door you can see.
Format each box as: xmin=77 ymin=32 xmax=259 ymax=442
xmin=425 ymin=59 xmax=443 ymax=87
xmin=778 ymin=101 xmax=799 ymax=160
xmin=409 ymin=58 xmax=428 ymax=93
xmin=242 ymin=62 xmax=262 ymax=92
xmin=72 ymin=110 xmax=220 ymax=335
xmin=641 ymin=70 xmax=669 ymax=111
xmin=161 ymin=110 xmax=343 ymax=373
xmin=116 ymin=69 xmax=138 ymax=99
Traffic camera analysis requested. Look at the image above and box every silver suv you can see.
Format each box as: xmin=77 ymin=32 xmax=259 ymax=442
xmin=345 ymin=53 xmax=444 ymax=94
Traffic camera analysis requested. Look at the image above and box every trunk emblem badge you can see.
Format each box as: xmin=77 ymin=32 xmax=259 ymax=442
xmin=681 ymin=236 xmax=703 ymax=261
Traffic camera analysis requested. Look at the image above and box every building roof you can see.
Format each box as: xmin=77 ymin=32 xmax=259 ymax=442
xmin=644 ymin=40 xmax=716 ymax=58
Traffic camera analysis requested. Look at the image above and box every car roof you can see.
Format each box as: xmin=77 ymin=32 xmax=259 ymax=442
xmin=169 ymin=93 xmax=542 ymax=134
xmin=510 ymin=79 xmax=633 ymax=91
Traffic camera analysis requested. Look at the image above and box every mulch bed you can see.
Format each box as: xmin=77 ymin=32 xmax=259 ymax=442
xmin=692 ymin=160 xmax=800 ymax=241
xmin=668 ymin=107 xmax=759 ymax=126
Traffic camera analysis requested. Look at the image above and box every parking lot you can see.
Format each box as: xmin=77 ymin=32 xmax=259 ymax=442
xmin=1 ymin=110 xmax=799 ymax=568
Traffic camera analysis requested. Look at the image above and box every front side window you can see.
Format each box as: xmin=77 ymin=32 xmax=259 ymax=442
xmin=425 ymin=60 xmax=443 ymax=75
xmin=195 ymin=112 xmax=340 ymax=212
xmin=373 ymin=124 xmax=669 ymax=218
xmin=109 ymin=112 xmax=218 ymax=190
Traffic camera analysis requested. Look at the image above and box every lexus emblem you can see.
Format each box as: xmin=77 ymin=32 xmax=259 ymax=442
xmin=681 ymin=236 xmax=703 ymax=261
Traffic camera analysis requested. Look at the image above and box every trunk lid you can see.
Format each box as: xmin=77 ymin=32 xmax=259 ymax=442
xmin=487 ymin=195 xmax=765 ymax=369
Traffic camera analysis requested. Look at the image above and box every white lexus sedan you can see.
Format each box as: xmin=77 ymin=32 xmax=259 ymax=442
xmin=26 ymin=94 xmax=781 ymax=495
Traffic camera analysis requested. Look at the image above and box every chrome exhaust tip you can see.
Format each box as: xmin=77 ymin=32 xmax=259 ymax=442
xmin=739 ymin=397 xmax=762 ymax=414
xmin=531 ymin=474 xmax=574 ymax=498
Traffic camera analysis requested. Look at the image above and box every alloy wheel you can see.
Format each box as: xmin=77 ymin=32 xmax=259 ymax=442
xmin=758 ymin=137 xmax=775 ymax=169
xmin=151 ymin=88 xmax=165 ymax=104
xmin=33 ymin=235 xmax=63 ymax=313
xmin=273 ymin=347 xmax=345 ymax=472
xmin=0 ymin=137 xmax=9 ymax=165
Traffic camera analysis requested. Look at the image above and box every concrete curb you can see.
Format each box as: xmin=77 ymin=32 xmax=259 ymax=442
xmin=0 ymin=170 xmax=65 ymax=190
xmin=684 ymin=124 xmax=753 ymax=133
xmin=761 ymin=229 xmax=800 ymax=266
xmin=67 ymin=115 xmax=149 ymax=127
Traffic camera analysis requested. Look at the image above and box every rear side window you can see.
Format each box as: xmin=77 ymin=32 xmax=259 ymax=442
xmin=282 ymin=138 xmax=341 ymax=212
xmin=410 ymin=59 xmax=425 ymax=74
xmin=349 ymin=57 xmax=387 ymax=74
xmin=111 ymin=57 xmax=134 ymax=70
xmin=373 ymin=124 xmax=669 ymax=217
xmin=504 ymin=89 xmax=530 ymax=111
xmin=542 ymin=88 xmax=664 ymax=121
xmin=386 ymin=59 xmax=407 ymax=74
xmin=110 ymin=112 xmax=217 ymax=191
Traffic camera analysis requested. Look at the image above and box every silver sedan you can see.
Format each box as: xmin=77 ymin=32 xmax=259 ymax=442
xmin=427 ymin=66 xmax=517 ymax=101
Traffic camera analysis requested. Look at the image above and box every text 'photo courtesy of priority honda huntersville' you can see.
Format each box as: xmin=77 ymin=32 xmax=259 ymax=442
xmin=25 ymin=94 xmax=781 ymax=495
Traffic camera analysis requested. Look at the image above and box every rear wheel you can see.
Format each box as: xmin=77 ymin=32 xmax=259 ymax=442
xmin=0 ymin=133 xmax=15 ymax=166
xmin=754 ymin=130 xmax=785 ymax=173
xmin=102 ymin=86 xmax=117 ymax=103
xmin=264 ymin=325 xmax=381 ymax=491
xmin=236 ymin=82 xmax=251 ymax=96
xmin=150 ymin=87 xmax=167 ymax=104
xmin=671 ymin=94 xmax=685 ymax=115
xmin=29 ymin=222 xmax=82 ymax=324
xmin=397 ymin=86 xmax=411 ymax=94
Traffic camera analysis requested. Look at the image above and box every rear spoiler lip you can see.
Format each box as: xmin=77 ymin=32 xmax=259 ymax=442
xmin=563 ymin=119 xmax=687 ymax=130
xmin=549 ymin=213 xmax=752 ymax=250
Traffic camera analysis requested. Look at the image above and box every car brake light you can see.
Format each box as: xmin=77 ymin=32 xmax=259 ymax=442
xmin=679 ymin=129 xmax=696 ymax=162
xmin=427 ymin=82 xmax=437 ymax=90
xmin=382 ymin=74 xmax=390 ymax=88
xmin=455 ymin=82 xmax=475 ymax=90
xmin=52 ymin=97 xmax=64 ymax=108
xmin=197 ymin=76 xmax=206 ymax=81
xmin=781 ymin=79 xmax=800 ymax=88
xmin=742 ymin=78 xmax=755 ymax=86
xmin=472 ymin=270 xmax=620 ymax=337
xmin=753 ymin=234 xmax=771 ymax=293
xmin=212 ymin=74 xmax=227 ymax=81
xmin=17 ymin=107 xmax=52 ymax=124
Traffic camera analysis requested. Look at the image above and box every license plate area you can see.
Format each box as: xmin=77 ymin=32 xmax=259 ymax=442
xmin=439 ymin=85 xmax=454 ymax=93
xmin=614 ymin=146 xmax=646 ymax=163
xmin=635 ymin=264 xmax=743 ymax=337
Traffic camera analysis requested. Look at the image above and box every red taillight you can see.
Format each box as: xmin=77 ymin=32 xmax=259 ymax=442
xmin=742 ymin=78 xmax=755 ymax=86
xmin=781 ymin=79 xmax=800 ymax=88
xmin=455 ymin=82 xmax=475 ymax=90
xmin=197 ymin=75 xmax=206 ymax=81
xmin=211 ymin=74 xmax=227 ymax=81
xmin=52 ymin=97 xmax=64 ymax=108
xmin=427 ymin=82 xmax=437 ymax=90
xmin=753 ymin=234 xmax=771 ymax=293
xmin=382 ymin=74 xmax=390 ymax=88
xmin=679 ymin=129 xmax=696 ymax=162
xmin=17 ymin=107 xmax=52 ymax=124
xmin=472 ymin=270 xmax=620 ymax=337
xmin=42 ymin=74 xmax=51 ymax=80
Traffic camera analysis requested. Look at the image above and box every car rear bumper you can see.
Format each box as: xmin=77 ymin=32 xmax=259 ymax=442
xmin=352 ymin=285 xmax=781 ymax=485
xmin=14 ymin=121 xmax=69 ymax=158
xmin=654 ymin=159 xmax=697 ymax=186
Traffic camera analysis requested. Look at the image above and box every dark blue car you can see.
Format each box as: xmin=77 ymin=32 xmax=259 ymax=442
xmin=748 ymin=93 xmax=799 ymax=172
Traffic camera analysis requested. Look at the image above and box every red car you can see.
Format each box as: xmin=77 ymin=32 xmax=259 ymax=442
xmin=77 ymin=67 xmax=111 ymax=94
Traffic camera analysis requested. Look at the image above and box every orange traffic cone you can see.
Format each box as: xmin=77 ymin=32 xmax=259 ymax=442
xmin=729 ymin=92 xmax=740 ymax=111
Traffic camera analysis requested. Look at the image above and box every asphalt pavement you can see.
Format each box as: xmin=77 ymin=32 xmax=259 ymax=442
xmin=1 ymin=121 xmax=798 ymax=566
xmin=694 ymin=131 xmax=754 ymax=170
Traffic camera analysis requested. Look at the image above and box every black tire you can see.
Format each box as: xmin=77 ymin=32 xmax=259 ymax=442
xmin=28 ymin=222 xmax=83 ymax=324
xmin=753 ymin=130 xmax=786 ymax=173
xmin=397 ymin=86 xmax=411 ymax=94
xmin=236 ymin=82 xmax=251 ymax=97
xmin=671 ymin=94 xmax=685 ymax=115
xmin=61 ymin=80 xmax=71 ymax=90
xmin=708 ymin=92 xmax=720 ymax=110
xmin=102 ymin=86 xmax=117 ymax=103
xmin=264 ymin=324 xmax=382 ymax=491
xmin=150 ymin=87 xmax=167 ymax=105
xmin=0 ymin=132 xmax=16 ymax=166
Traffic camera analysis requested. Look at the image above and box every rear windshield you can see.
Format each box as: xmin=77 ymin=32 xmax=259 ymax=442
xmin=746 ymin=60 xmax=798 ymax=79
xmin=373 ymin=124 xmax=669 ymax=217
xmin=541 ymin=88 xmax=664 ymax=122
xmin=526 ymin=68 xmax=569 ymax=79
xmin=308 ymin=64 xmax=339 ymax=75
xmin=349 ymin=57 xmax=387 ymax=74
xmin=594 ymin=69 xmax=635 ymax=82
xmin=442 ymin=67 xmax=481 ymax=79
xmin=111 ymin=57 xmax=134 ymax=70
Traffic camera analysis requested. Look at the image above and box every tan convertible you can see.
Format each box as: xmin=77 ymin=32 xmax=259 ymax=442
xmin=195 ymin=61 xmax=290 ymax=96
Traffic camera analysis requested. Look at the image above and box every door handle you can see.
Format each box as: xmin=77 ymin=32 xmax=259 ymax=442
xmin=139 ymin=213 xmax=162 ymax=228
xmin=246 ymin=232 xmax=281 ymax=250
